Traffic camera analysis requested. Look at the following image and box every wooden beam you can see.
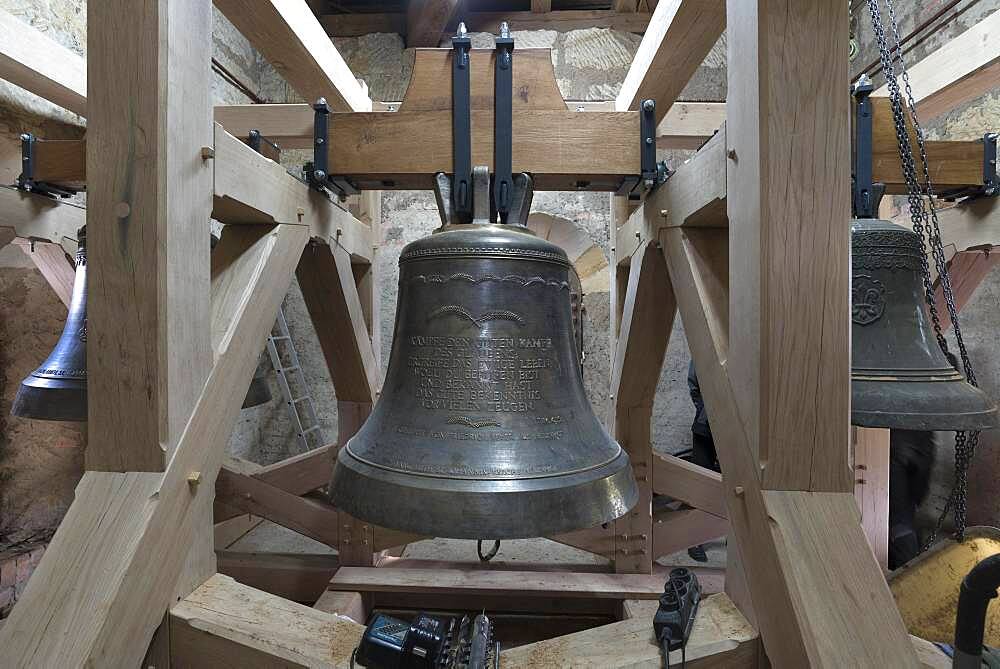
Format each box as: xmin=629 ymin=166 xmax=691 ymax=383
xmin=0 ymin=186 xmax=83 ymax=255
xmin=932 ymin=249 xmax=1000 ymax=332
xmin=875 ymin=9 xmax=1000 ymax=121
xmin=406 ymin=0 xmax=459 ymax=48
xmin=657 ymin=101 xmax=725 ymax=150
xmin=213 ymin=514 xmax=264 ymax=550
xmin=502 ymin=593 xmax=759 ymax=668
xmin=212 ymin=124 xmax=373 ymax=262
xmin=314 ymin=590 xmax=366 ymax=624
xmin=215 ymin=467 xmax=341 ymax=549
xmin=615 ymin=0 xmax=725 ymax=124
xmin=214 ymin=0 xmax=371 ymax=112
xmin=652 ymin=452 xmax=727 ymax=519
xmin=531 ymin=0 xmax=552 ymax=11
xmin=215 ymin=551 xmax=341 ymax=603
xmin=0 ymin=224 xmax=309 ymax=666
xmin=652 ymin=508 xmax=728 ymax=558
xmin=254 ymin=443 xmax=337 ymax=496
xmin=0 ymin=8 xmax=86 ymax=116
xmin=170 ymin=574 xmax=363 ymax=666
xmin=23 ymin=138 xmax=87 ymax=184
xmin=86 ymin=0 xmax=213 ymax=472
xmin=726 ymin=0 xmax=851 ymax=492
xmin=11 ymin=238 xmax=75 ymax=308
xmin=297 ymin=241 xmax=380 ymax=404
xmin=853 ymin=427 xmax=890 ymax=571
xmin=320 ymin=10 xmax=653 ymax=37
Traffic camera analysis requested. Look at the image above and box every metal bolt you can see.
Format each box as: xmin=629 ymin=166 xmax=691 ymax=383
xmin=857 ymin=478 xmax=867 ymax=485
xmin=499 ymin=21 xmax=510 ymax=39
xmin=660 ymin=209 xmax=668 ymax=218
xmin=727 ymin=148 xmax=737 ymax=160
xmin=316 ymin=137 xmax=325 ymax=145
xmin=642 ymin=100 xmax=655 ymax=112
xmin=187 ymin=471 xmax=201 ymax=488
xmin=456 ymin=21 xmax=468 ymax=38
xmin=734 ymin=486 xmax=744 ymax=497
xmin=200 ymin=147 xmax=215 ymax=160
xmin=635 ymin=231 xmax=640 ymax=239
xmin=645 ymin=137 xmax=654 ymax=145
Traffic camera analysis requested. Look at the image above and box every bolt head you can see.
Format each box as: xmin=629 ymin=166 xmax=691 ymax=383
xmin=642 ymin=100 xmax=655 ymax=111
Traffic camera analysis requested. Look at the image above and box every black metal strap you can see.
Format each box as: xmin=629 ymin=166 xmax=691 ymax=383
xmin=452 ymin=27 xmax=473 ymax=223
xmin=640 ymin=99 xmax=657 ymax=188
xmin=851 ymin=77 xmax=884 ymax=218
xmin=247 ymin=129 xmax=281 ymax=162
xmin=306 ymin=98 xmax=358 ymax=197
xmin=494 ymin=27 xmax=514 ymax=223
xmin=17 ymin=133 xmax=77 ymax=199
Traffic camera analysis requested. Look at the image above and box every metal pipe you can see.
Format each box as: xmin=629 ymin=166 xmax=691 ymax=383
xmin=953 ymin=554 xmax=1000 ymax=668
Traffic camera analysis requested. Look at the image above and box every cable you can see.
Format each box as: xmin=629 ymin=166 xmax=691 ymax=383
xmin=477 ymin=539 xmax=500 ymax=562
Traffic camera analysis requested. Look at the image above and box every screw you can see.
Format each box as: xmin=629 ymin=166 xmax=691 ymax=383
xmin=660 ymin=209 xmax=668 ymax=218
xmin=727 ymin=149 xmax=737 ymax=160
xmin=499 ymin=21 xmax=510 ymax=39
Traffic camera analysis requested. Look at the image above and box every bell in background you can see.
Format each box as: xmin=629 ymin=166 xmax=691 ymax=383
xmin=11 ymin=227 xmax=87 ymax=422
xmin=851 ymin=218 xmax=998 ymax=430
xmin=331 ymin=222 xmax=638 ymax=539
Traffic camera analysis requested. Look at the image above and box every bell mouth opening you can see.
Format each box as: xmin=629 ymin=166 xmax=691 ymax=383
xmin=331 ymin=448 xmax=639 ymax=539
xmin=11 ymin=382 xmax=87 ymax=422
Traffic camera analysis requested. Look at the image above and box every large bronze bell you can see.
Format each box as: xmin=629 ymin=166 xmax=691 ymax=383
xmin=851 ymin=218 xmax=998 ymax=430
xmin=11 ymin=228 xmax=87 ymax=422
xmin=331 ymin=210 xmax=637 ymax=539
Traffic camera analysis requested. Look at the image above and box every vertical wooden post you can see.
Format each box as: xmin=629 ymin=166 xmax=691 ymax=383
xmin=854 ymin=426 xmax=891 ymax=570
xmin=611 ymin=241 xmax=675 ymax=574
xmin=85 ymin=0 xmax=214 ymax=661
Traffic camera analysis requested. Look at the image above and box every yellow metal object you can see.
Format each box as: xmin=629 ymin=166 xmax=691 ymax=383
xmin=890 ymin=526 xmax=1000 ymax=645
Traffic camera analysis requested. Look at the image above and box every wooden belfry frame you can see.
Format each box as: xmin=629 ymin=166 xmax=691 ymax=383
xmin=0 ymin=0 xmax=965 ymax=665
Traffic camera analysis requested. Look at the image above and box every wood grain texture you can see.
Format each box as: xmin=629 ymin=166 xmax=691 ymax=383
xmin=11 ymin=239 xmax=75 ymax=308
xmin=853 ymin=427 xmax=890 ymax=570
xmin=406 ymin=0 xmax=459 ymax=48
xmin=212 ymin=125 xmax=373 ymax=262
xmin=0 ymin=224 xmax=308 ymax=667
xmin=501 ymin=592 xmax=759 ymax=668
xmin=932 ymin=249 xmax=1000 ymax=331
xmin=170 ymin=574 xmax=363 ymax=667
xmin=658 ymin=101 xmax=725 ymax=150
xmin=214 ymin=0 xmax=370 ymax=112
xmin=652 ymin=508 xmax=728 ymax=558
xmin=86 ymin=0 xmax=213 ymax=472
xmin=321 ymin=10 xmax=653 ymax=36
xmin=0 ymin=8 xmax=86 ymax=116
xmin=652 ymin=453 xmax=726 ymax=518
xmin=216 ymin=551 xmax=341 ymax=603
xmin=26 ymin=138 xmax=86 ymax=184
xmin=615 ymin=0 xmax=726 ymax=123
xmin=874 ymin=9 xmax=1000 ymax=121
xmin=297 ymin=241 xmax=380 ymax=404
xmin=726 ymin=0 xmax=852 ymax=493
xmin=0 ymin=187 xmax=83 ymax=255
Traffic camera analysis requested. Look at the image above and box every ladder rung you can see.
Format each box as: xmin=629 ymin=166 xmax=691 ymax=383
xmin=270 ymin=335 xmax=291 ymax=342
xmin=276 ymin=365 xmax=300 ymax=374
xmin=289 ymin=396 xmax=307 ymax=404
xmin=301 ymin=425 xmax=321 ymax=434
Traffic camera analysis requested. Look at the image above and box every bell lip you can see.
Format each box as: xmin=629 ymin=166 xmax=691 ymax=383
xmin=11 ymin=382 xmax=87 ymax=422
xmin=852 ymin=382 xmax=1000 ymax=431
xmin=330 ymin=448 xmax=639 ymax=540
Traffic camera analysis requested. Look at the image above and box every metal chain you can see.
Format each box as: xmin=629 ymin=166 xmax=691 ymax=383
xmin=866 ymin=0 xmax=980 ymax=546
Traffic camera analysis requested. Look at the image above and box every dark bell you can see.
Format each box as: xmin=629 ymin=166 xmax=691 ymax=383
xmin=331 ymin=224 xmax=638 ymax=539
xmin=11 ymin=230 xmax=88 ymax=422
xmin=851 ymin=218 xmax=998 ymax=430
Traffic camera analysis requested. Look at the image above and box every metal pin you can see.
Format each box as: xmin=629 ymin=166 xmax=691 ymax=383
xmin=499 ymin=21 xmax=510 ymax=39
xmin=456 ymin=22 xmax=468 ymax=38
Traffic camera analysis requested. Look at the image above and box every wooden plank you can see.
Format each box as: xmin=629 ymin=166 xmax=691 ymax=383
xmin=331 ymin=567 xmax=667 ymax=600
xmin=875 ymin=9 xmax=1000 ymax=121
xmin=853 ymin=427 xmax=890 ymax=571
xmin=0 ymin=187 xmax=82 ymax=255
xmin=322 ymin=10 xmax=653 ymax=36
xmin=531 ymin=0 xmax=552 ymax=11
xmin=255 ymin=443 xmax=337 ymax=496
xmin=213 ymin=514 xmax=264 ymax=550
xmin=86 ymin=0 xmax=213 ymax=473
xmin=216 ymin=551 xmax=341 ymax=603
xmin=652 ymin=508 xmax=728 ymax=558
xmin=501 ymin=592 xmax=759 ymax=668
xmin=11 ymin=238 xmax=75 ymax=308
xmin=212 ymin=125 xmax=373 ymax=262
xmin=170 ymin=574 xmax=363 ymax=667
xmin=297 ymin=241 xmax=380 ymax=405
xmin=314 ymin=590 xmax=366 ymax=624
xmin=0 ymin=224 xmax=308 ymax=667
xmin=652 ymin=452 xmax=727 ymax=519
xmin=323 ymin=109 xmax=640 ymax=191
xmin=933 ymin=249 xmax=1000 ymax=332
xmin=658 ymin=101 xmax=725 ymax=150
xmin=726 ymin=0 xmax=851 ymax=493
xmin=25 ymin=138 xmax=86 ymax=184
xmin=0 ymin=8 xmax=86 ymax=116
xmin=615 ymin=0 xmax=726 ymax=124
xmin=548 ymin=524 xmax=617 ymax=561
xmin=399 ymin=49 xmax=566 ymax=112
xmin=215 ymin=468 xmax=341 ymax=549
xmin=406 ymin=0 xmax=459 ymax=48
xmin=872 ymin=98 xmax=986 ymax=193
xmin=214 ymin=0 xmax=370 ymax=112
xmin=213 ymin=103 xmax=315 ymax=150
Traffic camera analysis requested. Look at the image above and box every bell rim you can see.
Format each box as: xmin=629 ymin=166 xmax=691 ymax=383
xmin=852 ymin=381 xmax=1000 ymax=431
xmin=330 ymin=447 xmax=639 ymax=539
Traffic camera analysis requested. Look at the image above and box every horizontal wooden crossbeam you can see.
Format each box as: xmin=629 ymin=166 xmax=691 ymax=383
xmin=319 ymin=10 xmax=653 ymax=37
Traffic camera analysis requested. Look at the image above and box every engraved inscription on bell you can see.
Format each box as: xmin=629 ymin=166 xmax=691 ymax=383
xmin=331 ymin=224 xmax=638 ymax=539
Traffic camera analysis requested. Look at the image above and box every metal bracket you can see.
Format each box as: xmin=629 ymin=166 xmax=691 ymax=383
xmin=16 ymin=133 xmax=78 ymax=199
xmin=851 ymin=75 xmax=885 ymax=218
xmin=305 ymin=98 xmax=358 ymax=198
xmin=452 ymin=23 xmax=473 ymax=224
xmin=493 ymin=23 xmax=514 ymax=223
xmin=618 ymin=99 xmax=660 ymax=201
xmin=247 ymin=129 xmax=282 ymax=162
